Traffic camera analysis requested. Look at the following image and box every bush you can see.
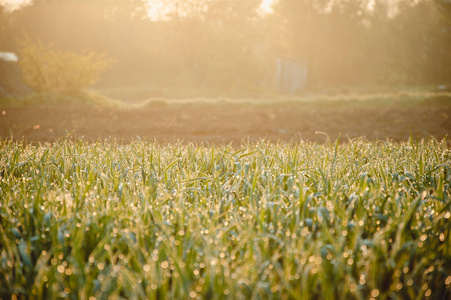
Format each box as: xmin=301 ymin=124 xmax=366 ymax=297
xmin=17 ymin=35 xmax=115 ymax=95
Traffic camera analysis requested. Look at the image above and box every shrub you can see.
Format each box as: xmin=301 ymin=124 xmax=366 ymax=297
xmin=17 ymin=35 xmax=115 ymax=95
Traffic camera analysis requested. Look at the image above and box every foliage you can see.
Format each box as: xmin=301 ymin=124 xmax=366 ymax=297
xmin=17 ymin=35 xmax=115 ymax=95
xmin=30 ymin=0 xmax=149 ymax=20
xmin=272 ymin=0 xmax=451 ymax=87
xmin=4 ymin=0 xmax=450 ymax=94
xmin=0 ymin=138 xmax=450 ymax=299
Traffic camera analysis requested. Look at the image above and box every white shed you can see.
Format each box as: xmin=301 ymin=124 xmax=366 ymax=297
xmin=276 ymin=56 xmax=308 ymax=94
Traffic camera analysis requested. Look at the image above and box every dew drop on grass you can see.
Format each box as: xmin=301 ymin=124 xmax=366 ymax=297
xmin=57 ymin=265 xmax=65 ymax=273
xmin=161 ymin=261 xmax=169 ymax=269
xmin=371 ymin=289 xmax=379 ymax=297
xmin=315 ymin=257 xmax=322 ymax=265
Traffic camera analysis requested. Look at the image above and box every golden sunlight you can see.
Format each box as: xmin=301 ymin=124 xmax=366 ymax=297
xmin=146 ymin=0 xmax=275 ymax=20
xmin=0 ymin=0 xmax=31 ymax=11
xmin=259 ymin=0 xmax=275 ymax=14
xmin=2 ymin=0 xmax=275 ymax=17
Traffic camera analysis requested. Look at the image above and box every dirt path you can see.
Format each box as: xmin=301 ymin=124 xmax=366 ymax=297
xmin=1 ymin=100 xmax=450 ymax=144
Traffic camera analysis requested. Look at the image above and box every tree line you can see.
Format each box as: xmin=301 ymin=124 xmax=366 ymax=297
xmin=1 ymin=0 xmax=450 ymax=95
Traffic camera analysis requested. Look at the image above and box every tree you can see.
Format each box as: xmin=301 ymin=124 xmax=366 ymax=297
xmin=154 ymin=0 xmax=266 ymax=92
xmin=0 ymin=3 xmax=17 ymax=50
xmin=272 ymin=0 xmax=451 ymax=88
xmin=30 ymin=0 xmax=149 ymax=20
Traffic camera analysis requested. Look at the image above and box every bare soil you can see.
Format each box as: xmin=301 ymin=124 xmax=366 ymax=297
xmin=1 ymin=99 xmax=450 ymax=144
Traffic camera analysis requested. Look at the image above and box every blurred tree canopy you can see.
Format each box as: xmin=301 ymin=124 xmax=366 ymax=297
xmin=1 ymin=0 xmax=450 ymax=95
xmin=272 ymin=0 xmax=451 ymax=87
xmin=30 ymin=0 xmax=149 ymax=20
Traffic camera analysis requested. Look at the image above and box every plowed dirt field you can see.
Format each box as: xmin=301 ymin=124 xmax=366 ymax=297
xmin=1 ymin=98 xmax=450 ymax=144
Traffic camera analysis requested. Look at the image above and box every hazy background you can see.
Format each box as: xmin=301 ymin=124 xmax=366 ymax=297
xmin=1 ymin=0 xmax=450 ymax=97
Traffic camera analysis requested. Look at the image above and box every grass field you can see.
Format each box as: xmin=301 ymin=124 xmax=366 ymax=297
xmin=0 ymin=137 xmax=450 ymax=299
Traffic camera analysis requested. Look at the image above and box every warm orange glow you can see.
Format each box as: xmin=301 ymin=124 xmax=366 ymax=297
xmin=146 ymin=0 xmax=275 ymax=20
xmin=258 ymin=0 xmax=275 ymax=14
xmin=1 ymin=0 xmax=449 ymax=97
xmin=0 ymin=0 xmax=31 ymax=11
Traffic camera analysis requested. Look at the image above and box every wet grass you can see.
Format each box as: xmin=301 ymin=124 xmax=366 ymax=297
xmin=0 ymin=138 xmax=450 ymax=299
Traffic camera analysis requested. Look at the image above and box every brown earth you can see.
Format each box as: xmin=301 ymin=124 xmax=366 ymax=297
xmin=1 ymin=99 xmax=450 ymax=144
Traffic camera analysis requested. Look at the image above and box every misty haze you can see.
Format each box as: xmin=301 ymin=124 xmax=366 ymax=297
xmin=0 ymin=1 xmax=450 ymax=299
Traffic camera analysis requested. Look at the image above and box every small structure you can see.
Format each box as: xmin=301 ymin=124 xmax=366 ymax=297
xmin=276 ymin=56 xmax=308 ymax=94
xmin=0 ymin=52 xmax=18 ymax=62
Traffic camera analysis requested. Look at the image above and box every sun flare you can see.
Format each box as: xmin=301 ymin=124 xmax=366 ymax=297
xmin=146 ymin=0 xmax=275 ymax=20
xmin=0 ymin=0 xmax=31 ymax=11
xmin=259 ymin=0 xmax=275 ymax=14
